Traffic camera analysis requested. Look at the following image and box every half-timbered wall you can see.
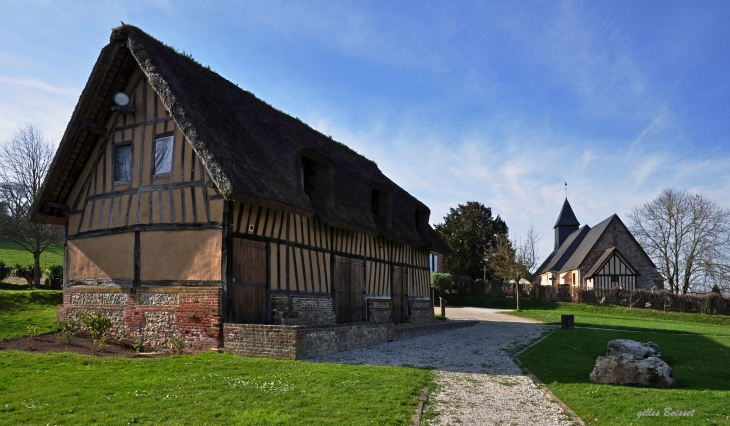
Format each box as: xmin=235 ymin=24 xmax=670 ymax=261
xmin=66 ymin=67 xmax=223 ymax=239
xmin=229 ymin=202 xmax=431 ymax=299
xmin=588 ymin=253 xmax=637 ymax=290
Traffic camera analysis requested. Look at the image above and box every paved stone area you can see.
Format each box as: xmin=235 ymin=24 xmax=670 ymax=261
xmin=315 ymin=307 xmax=574 ymax=426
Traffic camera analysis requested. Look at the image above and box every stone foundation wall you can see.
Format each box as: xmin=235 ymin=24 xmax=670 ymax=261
xmin=367 ymin=298 xmax=392 ymax=323
xmin=270 ymin=294 xmax=336 ymax=325
xmin=223 ymin=322 xmax=394 ymax=360
xmin=58 ymin=285 xmax=222 ymax=351
xmin=408 ymin=299 xmax=435 ymax=323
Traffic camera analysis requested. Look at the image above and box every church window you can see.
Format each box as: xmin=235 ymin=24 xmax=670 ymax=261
xmin=154 ymin=135 xmax=174 ymax=176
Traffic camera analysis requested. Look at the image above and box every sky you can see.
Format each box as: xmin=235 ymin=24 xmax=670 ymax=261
xmin=1 ymin=0 xmax=729 ymax=261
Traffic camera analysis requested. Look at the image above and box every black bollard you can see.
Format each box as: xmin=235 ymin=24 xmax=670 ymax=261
xmin=561 ymin=314 xmax=574 ymax=330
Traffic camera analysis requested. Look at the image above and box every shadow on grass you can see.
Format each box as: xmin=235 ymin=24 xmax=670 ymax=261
xmin=0 ymin=282 xmax=31 ymax=290
xmin=520 ymin=328 xmax=730 ymax=391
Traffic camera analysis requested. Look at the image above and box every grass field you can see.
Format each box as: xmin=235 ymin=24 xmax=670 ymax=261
xmin=0 ymin=291 xmax=433 ymax=425
xmin=0 ymin=351 xmax=432 ymax=425
xmin=500 ymin=300 xmax=730 ymax=425
xmin=0 ymin=236 xmax=63 ymax=269
xmin=0 ymin=291 xmax=63 ymax=340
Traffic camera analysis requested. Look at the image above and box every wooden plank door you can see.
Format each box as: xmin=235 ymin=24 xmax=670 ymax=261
xmin=333 ymin=255 xmax=350 ymax=323
xmin=231 ymin=238 xmax=267 ymax=324
xmin=392 ymin=265 xmax=408 ymax=324
xmin=349 ymin=258 xmax=365 ymax=323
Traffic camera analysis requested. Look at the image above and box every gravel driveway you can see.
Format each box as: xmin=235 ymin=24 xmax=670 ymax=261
xmin=315 ymin=307 xmax=574 ymax=426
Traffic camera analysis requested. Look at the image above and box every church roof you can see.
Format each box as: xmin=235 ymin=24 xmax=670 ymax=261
xmin=536 ymin=225 xmax=591 ymax=274
xmin=553 ymin=198 xmax=580 ymax=228
xmin=31 ymin=25 xmax=450 ymax=253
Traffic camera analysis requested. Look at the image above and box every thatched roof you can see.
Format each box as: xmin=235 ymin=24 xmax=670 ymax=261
xmin=31 ymin=25 xmax=450 ymax=253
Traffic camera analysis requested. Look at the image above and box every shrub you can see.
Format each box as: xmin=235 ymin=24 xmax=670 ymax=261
xmin=0 ymin=261 xmax=10 ymax=282
xmin=12 ymin=264 xmax=34 ymax=285
xmin=133 ymin=337 xmax=146 ymax=353
xmin=430 ymin=272 xmax=453 ymax=293
xmin=58 ymin=321 xmax=78 ymax=345
xmin=79 ymin=312 xmax=112 ymax=348
xmin=49 ymin=265 xmax=63 ymax=277
xmin=168 ymin=336 xmax=187 ymax=354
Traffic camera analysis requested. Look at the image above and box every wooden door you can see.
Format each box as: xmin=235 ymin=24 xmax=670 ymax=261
xmin=333 ymin=255 xmax=366 ymax=323
xmin=349 ymin=258 xmax=365 ymax=322
xmin=392 ymin=266 xmax=408 ymax=324
xmin=231 ymin=238 xmax=267 ymax=324
xmin=333 ymin=255 xmax=350 ymax=323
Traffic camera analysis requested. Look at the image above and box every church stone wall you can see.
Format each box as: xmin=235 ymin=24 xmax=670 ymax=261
xmin=580 ymin=218 xmax=664 ymax=290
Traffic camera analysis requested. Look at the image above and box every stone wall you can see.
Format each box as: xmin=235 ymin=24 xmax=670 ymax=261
xmin=223 ymin=322 xmax=394 ymax=360
xmin=58 ymin=285 xmax=222 ymax=351
xmin=581 ymin=217 xmax=664 ymax=290
xmin=367 ymin=298 xmax=392 ymax=323
xmin=270 ymin=294 xmax=336 ymax=325
xmin=408 ymin=299 xmax=434 ymax=323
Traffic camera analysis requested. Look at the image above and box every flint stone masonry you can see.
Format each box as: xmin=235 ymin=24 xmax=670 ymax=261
xmin=590 ymin=339 xmax=677 ymax=388
xmin=270 ymin=294 xmax=336 ymax=325
xmin=70 ymin=291 xmax=129 ymax=305
xmin=408 ymin=300 xmax=435 ymax=323
xmin=58 ymin=285 xmax=222 ymax=351
xmin=367 ymin=299 xmax=392 ymax=323
xmin=583 ymin=219 xmax=664 ymax=290
xmin=224 ymin=322 xmax=394 ymax=360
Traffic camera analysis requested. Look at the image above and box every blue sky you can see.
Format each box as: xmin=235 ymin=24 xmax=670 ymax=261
xmin=1 ymin=1 xmax=729 ymax=260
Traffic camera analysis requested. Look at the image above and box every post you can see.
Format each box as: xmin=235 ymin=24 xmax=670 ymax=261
xmin=516 ymin=282 xmax=520 ymax=311
xmin=439 ymin=297 xmax=446 ymax=317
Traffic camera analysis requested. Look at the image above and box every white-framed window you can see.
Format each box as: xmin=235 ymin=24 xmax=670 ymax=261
xmin=114 ymin=144 xmax=132 ymax=183
xmin=154 ymin=135 xmax=174 ymax=176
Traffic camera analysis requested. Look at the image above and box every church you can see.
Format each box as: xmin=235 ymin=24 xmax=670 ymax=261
xmin=535 ymin=199 xmax=663 ymax=290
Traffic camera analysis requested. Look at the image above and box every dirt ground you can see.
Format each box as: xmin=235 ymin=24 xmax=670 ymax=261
xmin=0 ymin=332 xmax=169 ymax=358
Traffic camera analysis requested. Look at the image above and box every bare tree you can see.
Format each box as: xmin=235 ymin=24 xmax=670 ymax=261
xmin=0 ymin=124 xmax=63 ymax=288
xmin=629 ymin=189 xmax=730 ymax=294
xmin=489 ymin=225 xmax=540 ymax=310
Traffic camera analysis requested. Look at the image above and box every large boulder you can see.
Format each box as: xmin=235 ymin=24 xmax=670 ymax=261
xmin=589 ymin=339 xmax=677 ymax=388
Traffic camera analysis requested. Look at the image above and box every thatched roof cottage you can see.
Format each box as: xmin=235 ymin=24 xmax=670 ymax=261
xmin=31 ymin=25 xmax=450 ymax=357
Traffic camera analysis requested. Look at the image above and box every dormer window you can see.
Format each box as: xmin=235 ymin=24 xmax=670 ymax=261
xmin=371 ymin=189 xmax=380 ymax=215
xmin=301 ymin=156 xmax=317 ymax=197
xmin=154 ymin=135 xmax=174 ymax=176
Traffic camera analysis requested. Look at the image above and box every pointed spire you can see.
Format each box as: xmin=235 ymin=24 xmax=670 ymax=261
xmin=554 ymin=198 xmax=580 ymax=229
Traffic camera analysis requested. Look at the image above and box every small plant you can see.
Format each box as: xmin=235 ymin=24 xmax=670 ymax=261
xmin=168 ymin=336 xmax=187 ymax=354
xmin=132 ymin=337 xmax=146 ymax=353
xmin=58 ymin=321 xmax=78 ymax=345
xmin=79 ymin=312 xmax=112 ymax=349
xmin=434 ymin=314 xmax=447 ymax=321
xmin=26 ymin=325 xmax=40 ymax=349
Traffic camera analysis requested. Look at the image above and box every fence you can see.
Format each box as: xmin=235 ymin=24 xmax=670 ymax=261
xmin=432 ymin=273 xmax=730 ymax=315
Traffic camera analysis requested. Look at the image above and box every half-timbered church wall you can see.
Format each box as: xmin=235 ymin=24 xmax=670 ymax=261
xmin=59 ymin=67 xmax=225 ymax=350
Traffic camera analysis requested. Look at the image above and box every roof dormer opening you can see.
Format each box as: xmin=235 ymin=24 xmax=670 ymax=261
xmin=301 ymin=156 xmax=317 ymax=197
xmin=371 ymin=189 xmax=381 ymax=215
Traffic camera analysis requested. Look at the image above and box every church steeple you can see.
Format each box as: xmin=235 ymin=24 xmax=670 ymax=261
xmin=554 ymin=198 xmax=580 ymax=250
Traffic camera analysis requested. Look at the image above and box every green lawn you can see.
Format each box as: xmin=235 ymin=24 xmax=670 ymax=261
xmin=0 ymin=290 xmax=433 ymax=425
xmin=504 ymin=301 xmax=730 ymax=425
xmin=0 ymin=351 xmax=432 ymax=425
xmin=0 ymin=236 xmax=63 ymax=269
xmin=0 ymin=290 xmax=62 ymax=341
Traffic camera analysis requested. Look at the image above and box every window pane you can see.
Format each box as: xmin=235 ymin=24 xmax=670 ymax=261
xmin=154 ymin=136 xmax=173 ymax=175
xmin=115 ymin=145 xmax=131 ymax=182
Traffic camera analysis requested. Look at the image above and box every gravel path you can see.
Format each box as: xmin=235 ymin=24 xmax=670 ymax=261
xmin=315 ymin=307 xmax=574 ymax=426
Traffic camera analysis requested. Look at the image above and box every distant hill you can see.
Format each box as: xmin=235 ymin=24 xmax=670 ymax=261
xmin=0 ymin=237 xmax=63 ymax=268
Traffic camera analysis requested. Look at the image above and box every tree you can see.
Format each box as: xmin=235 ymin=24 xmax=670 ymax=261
xmin=489 ymin=225 xmax=540 ymax=311
xmin=628 ymin=189 xmax=730 ymax=295
xmin=0 ymin=124 xmax=63 ymax=288
xmin=434 ymin=201 xmax=508 ymax=279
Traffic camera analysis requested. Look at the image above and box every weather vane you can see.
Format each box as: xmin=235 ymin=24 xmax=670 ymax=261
xmin=565 ymin=182 xmax=567 ymax=198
